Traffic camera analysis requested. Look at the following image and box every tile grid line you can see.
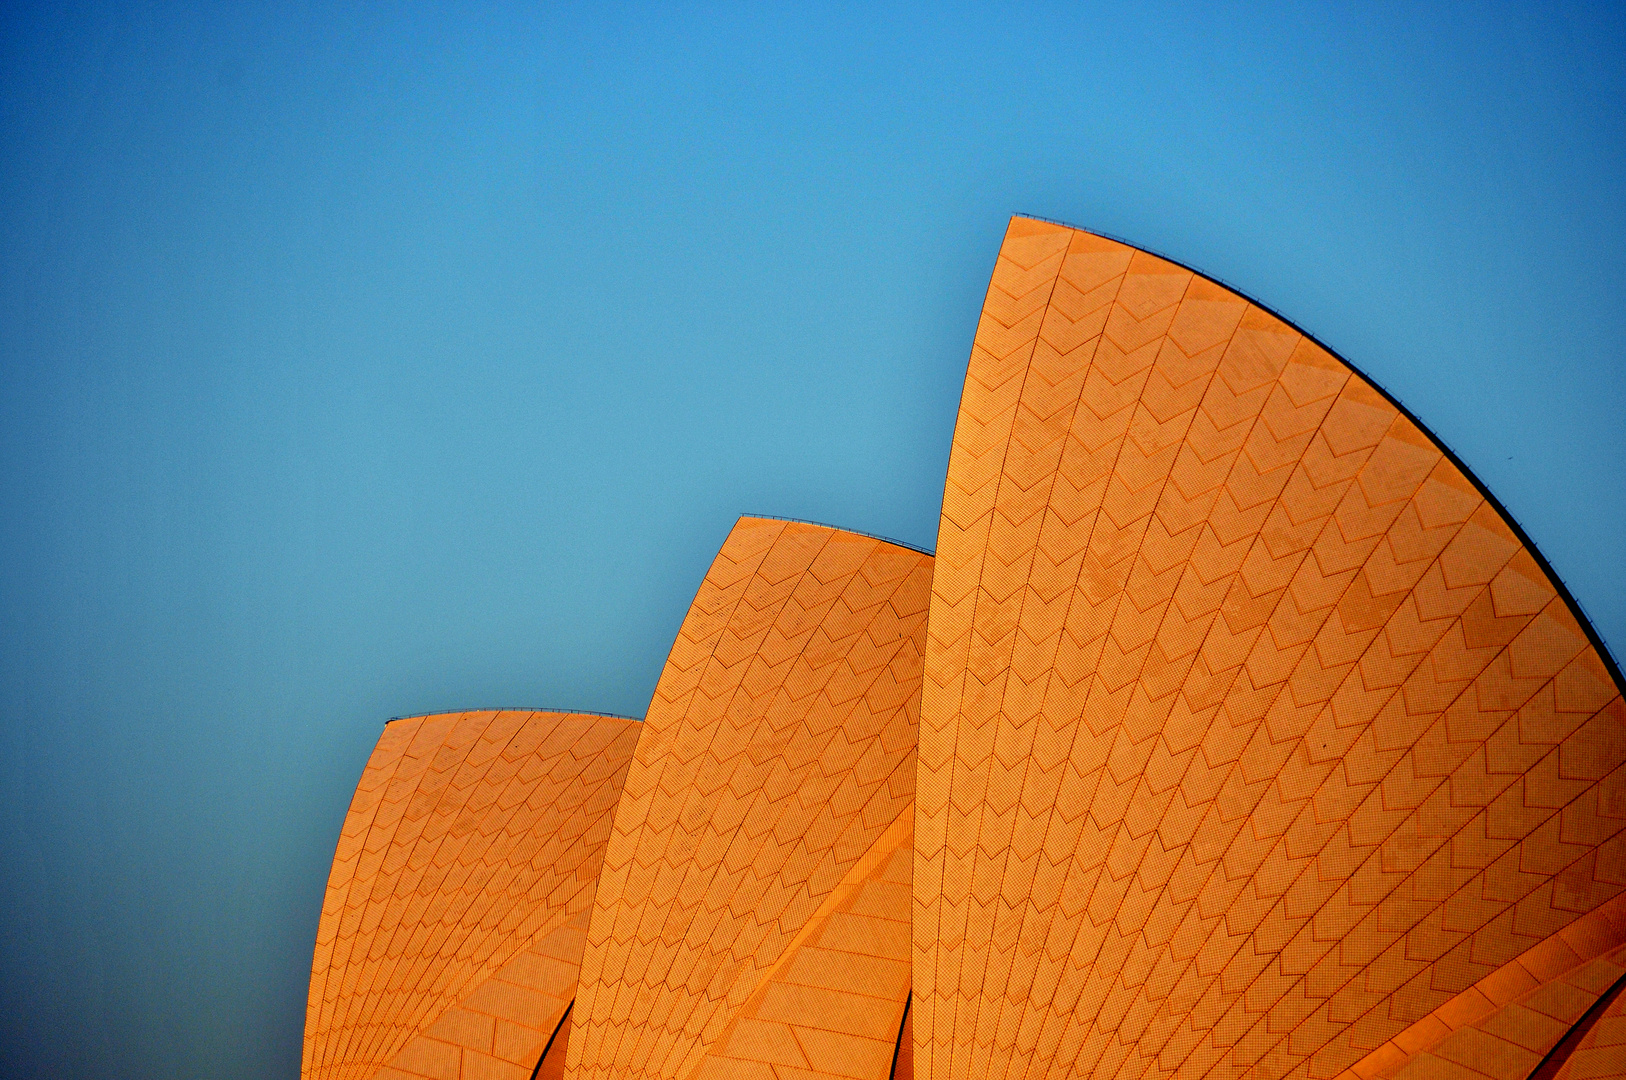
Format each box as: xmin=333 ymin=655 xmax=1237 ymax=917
xmin=597 ymin=520 xmax=815 ymax=1077
xmin=1031 ymin=260 xmax=1291 ymax=1080
xmin=371 ymin=711 xmax=628 ymax=1078
xmin=670 ymin=528 xmax=920 ymax=1077
xmin=978 ymin=245 xmax=1190 ymax=1080
xmin=972 ymin=242 xmax=1224 ymax=1078
xmin=933 ymin=233 xmax=1070 ymax=1076
xmin=308 ymin=719 xmax=417 ymax=1078
xmin=980 ymin=224 xmax=1610 ymax=1080
xmin=1082 ymin=389 xmax=1392 ymax=1080
xmin=356 ymin=710 xmax=579 ymax=1072
xmin=1036 ymin=283 xmax=1298 ymax=1080
xmin=1057 ymin=327 xmax=1389 ymax=1078
xmin=974 ymin=244 xmax=1135 ymax=1080
xmin=1165 ymin=484 xmax=1601 ymax=1076
xmin=1263 ymin=691 xmax=1626 ymax=1080
xmin=1173 ymin=669 xmax=1596 ymax=1078
xmin=341 ymin=709 xmax=586 ymax=1076
xmin=1018 ymin=214 xmax=1622 ymax=704
xmin=324 ymin=713 xmax=451 ymax=1076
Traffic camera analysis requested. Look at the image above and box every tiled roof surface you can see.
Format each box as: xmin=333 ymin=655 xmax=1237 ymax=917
xmin=1549 ymin=967 xmax=1626 ymax=1080
xmin=567 ymin=518 xmax=932 ymax=1080
xmin=302 ymin=218 xmax=1624 ymax=1080
xmin=1345 ymin=892 xmax=1626 ymax=1080
xmin=1383 ymin=942 xmax=1626 ymax=1080
xmin=302 ymin=709 xmax=640 ymax=1080
xmin=373 ymin=909 xmax=586 ymax=1080
xmin=687 ymin=801 xmax=914 ymax=1080
xmin=912 ymin=217 xmax=1626 ymax=1080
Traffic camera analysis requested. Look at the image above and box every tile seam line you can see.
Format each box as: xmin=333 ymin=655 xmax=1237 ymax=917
xmin=1062 ymin=360 xmax=1430 ymax=1076
xmin=1182 ymin=676 xmax=1621 ymax=1080
xmin=935 ymin=229 xmax=1068 ymax=1071
xmin=1277 ymin=696 xmax=1626 ymax=1068
xmin=963 ymin=238 xmax=1146 ymax=1079
xmin=956 ymin=231 xmax=1136 ymax=1080
xmin=322 ymin=712 xmax=459 ymax=1073
xmin=357 ymin=710 xmax=595 ymax=1073
xmin=634 ymin=514 xmax=788 ymax=724
xmin=340 ymin=709 xmax=533 ymax=1073
xmin=1158 ymin=578 xmax=1592 ymax=1080
xmin=307 ymin=737 xmax=413 ymax=1074
xmin=970 ymin=223 xmax=1614 ymax=1080
xmin=1026 ymin=274 xmax=1290 ymax=1076
xmin=1014 ymin=212 xmax=1623 ymax=698
xmin=1364 ymin=927 xmax=1626 ymax=1080
xmin=602 ymin=520 xmax=838 ymax=1077
xmin=1038 ymin=239 xmax=1626 ymax=1080
xmin=1025 ymin=260 xmax=1258 ymax=1080
xmin=915 ymin=224 xmax=1019 ymax=1068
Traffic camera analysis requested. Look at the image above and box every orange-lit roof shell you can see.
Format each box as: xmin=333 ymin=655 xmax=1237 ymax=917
xmin=300 ymin=217 xmax=1624 ymax=1080
xmin=567 ymin=517 xmax=931 ymax=1080
xmin=303 ymin=709 xmax=640 ymax=1080
xmin=912 ymin=216 xmax=1626 ymax=1080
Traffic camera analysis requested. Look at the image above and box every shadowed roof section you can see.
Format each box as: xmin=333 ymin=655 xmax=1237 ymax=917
xmin=567 ymin=517 xmax=931 ymax=1080
xmin=1547 ymin=967 xmax=1626 ymax=1080
xmin=911 ymin=217 xmax=1626 ymax=1080
xmin=302 ymin=709 xmax=641 ymax=1080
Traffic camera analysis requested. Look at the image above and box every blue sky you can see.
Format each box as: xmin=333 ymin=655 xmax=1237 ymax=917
xmin=1 ymin=3 xmax=1621 ymax=1077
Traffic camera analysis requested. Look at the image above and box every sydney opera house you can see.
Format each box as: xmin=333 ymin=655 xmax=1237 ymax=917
xmin=303 ymin=218 xmax=1626 ymax=1080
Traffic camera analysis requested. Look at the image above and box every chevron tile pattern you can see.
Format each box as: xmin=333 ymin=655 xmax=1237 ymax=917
xmin=302 ymin=219 xmax=1623 ymax=1080
xmin=913 ymin=217 xmax=1626 ymax=1080
xmin=567 ymin=518 xmax=932 ymax=1080
xmin=1342 ymin=892 xmax=1626 ymax=1080
xmin=303 ymin=710 xmax=640 ymax=1080
xmin=373 ymin=909 xmax=586 ymax=1080
xmin=687 ymin=801 xmax=915 ymax=1080
xmin=1381 ymin=942 xmax=1626 ymax=1080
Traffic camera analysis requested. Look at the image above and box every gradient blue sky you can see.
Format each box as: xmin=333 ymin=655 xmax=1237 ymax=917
xmin=1 ymin=3 xmax=1621 ymax=1077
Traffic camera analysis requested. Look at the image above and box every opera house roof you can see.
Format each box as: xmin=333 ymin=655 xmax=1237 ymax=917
xmin=305 ymin=218 xmax=1626 ymax=1080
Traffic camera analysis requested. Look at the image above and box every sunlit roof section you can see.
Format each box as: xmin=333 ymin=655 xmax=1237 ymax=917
xmin=303 ymin=709 xmax=639 ymax=1080
xmin=912 ymin=216 xmax=1625 ymax=1080
xmin=569 ymin=518 xmax=930 ymax=1080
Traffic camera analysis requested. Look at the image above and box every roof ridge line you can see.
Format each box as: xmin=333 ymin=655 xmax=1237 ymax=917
xmin=384 ymin=707 xmax=643 ymax=728
xmin=740 ymin=513 xmax=935 ymax=557
xmin=1010 ymin=212 xmax=1623 ymax=695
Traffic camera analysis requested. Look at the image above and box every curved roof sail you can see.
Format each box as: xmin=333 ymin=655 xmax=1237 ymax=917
xmin=303 ymin=709 xmax=640 ymax=1080
xmin=912 ymin=216 xmax=1626 ymax=1080
xmin=300 ymin=217 xmax=1622 ymax=1080
xmin=568 ymin=517 xmax=931 ymax=1080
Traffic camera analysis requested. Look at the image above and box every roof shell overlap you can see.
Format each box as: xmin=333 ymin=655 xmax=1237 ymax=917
xmin=303 ymin=709 xmax=639 ymax=1080
xmin=301 ymin=217 xmax=1623 ymax=1080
